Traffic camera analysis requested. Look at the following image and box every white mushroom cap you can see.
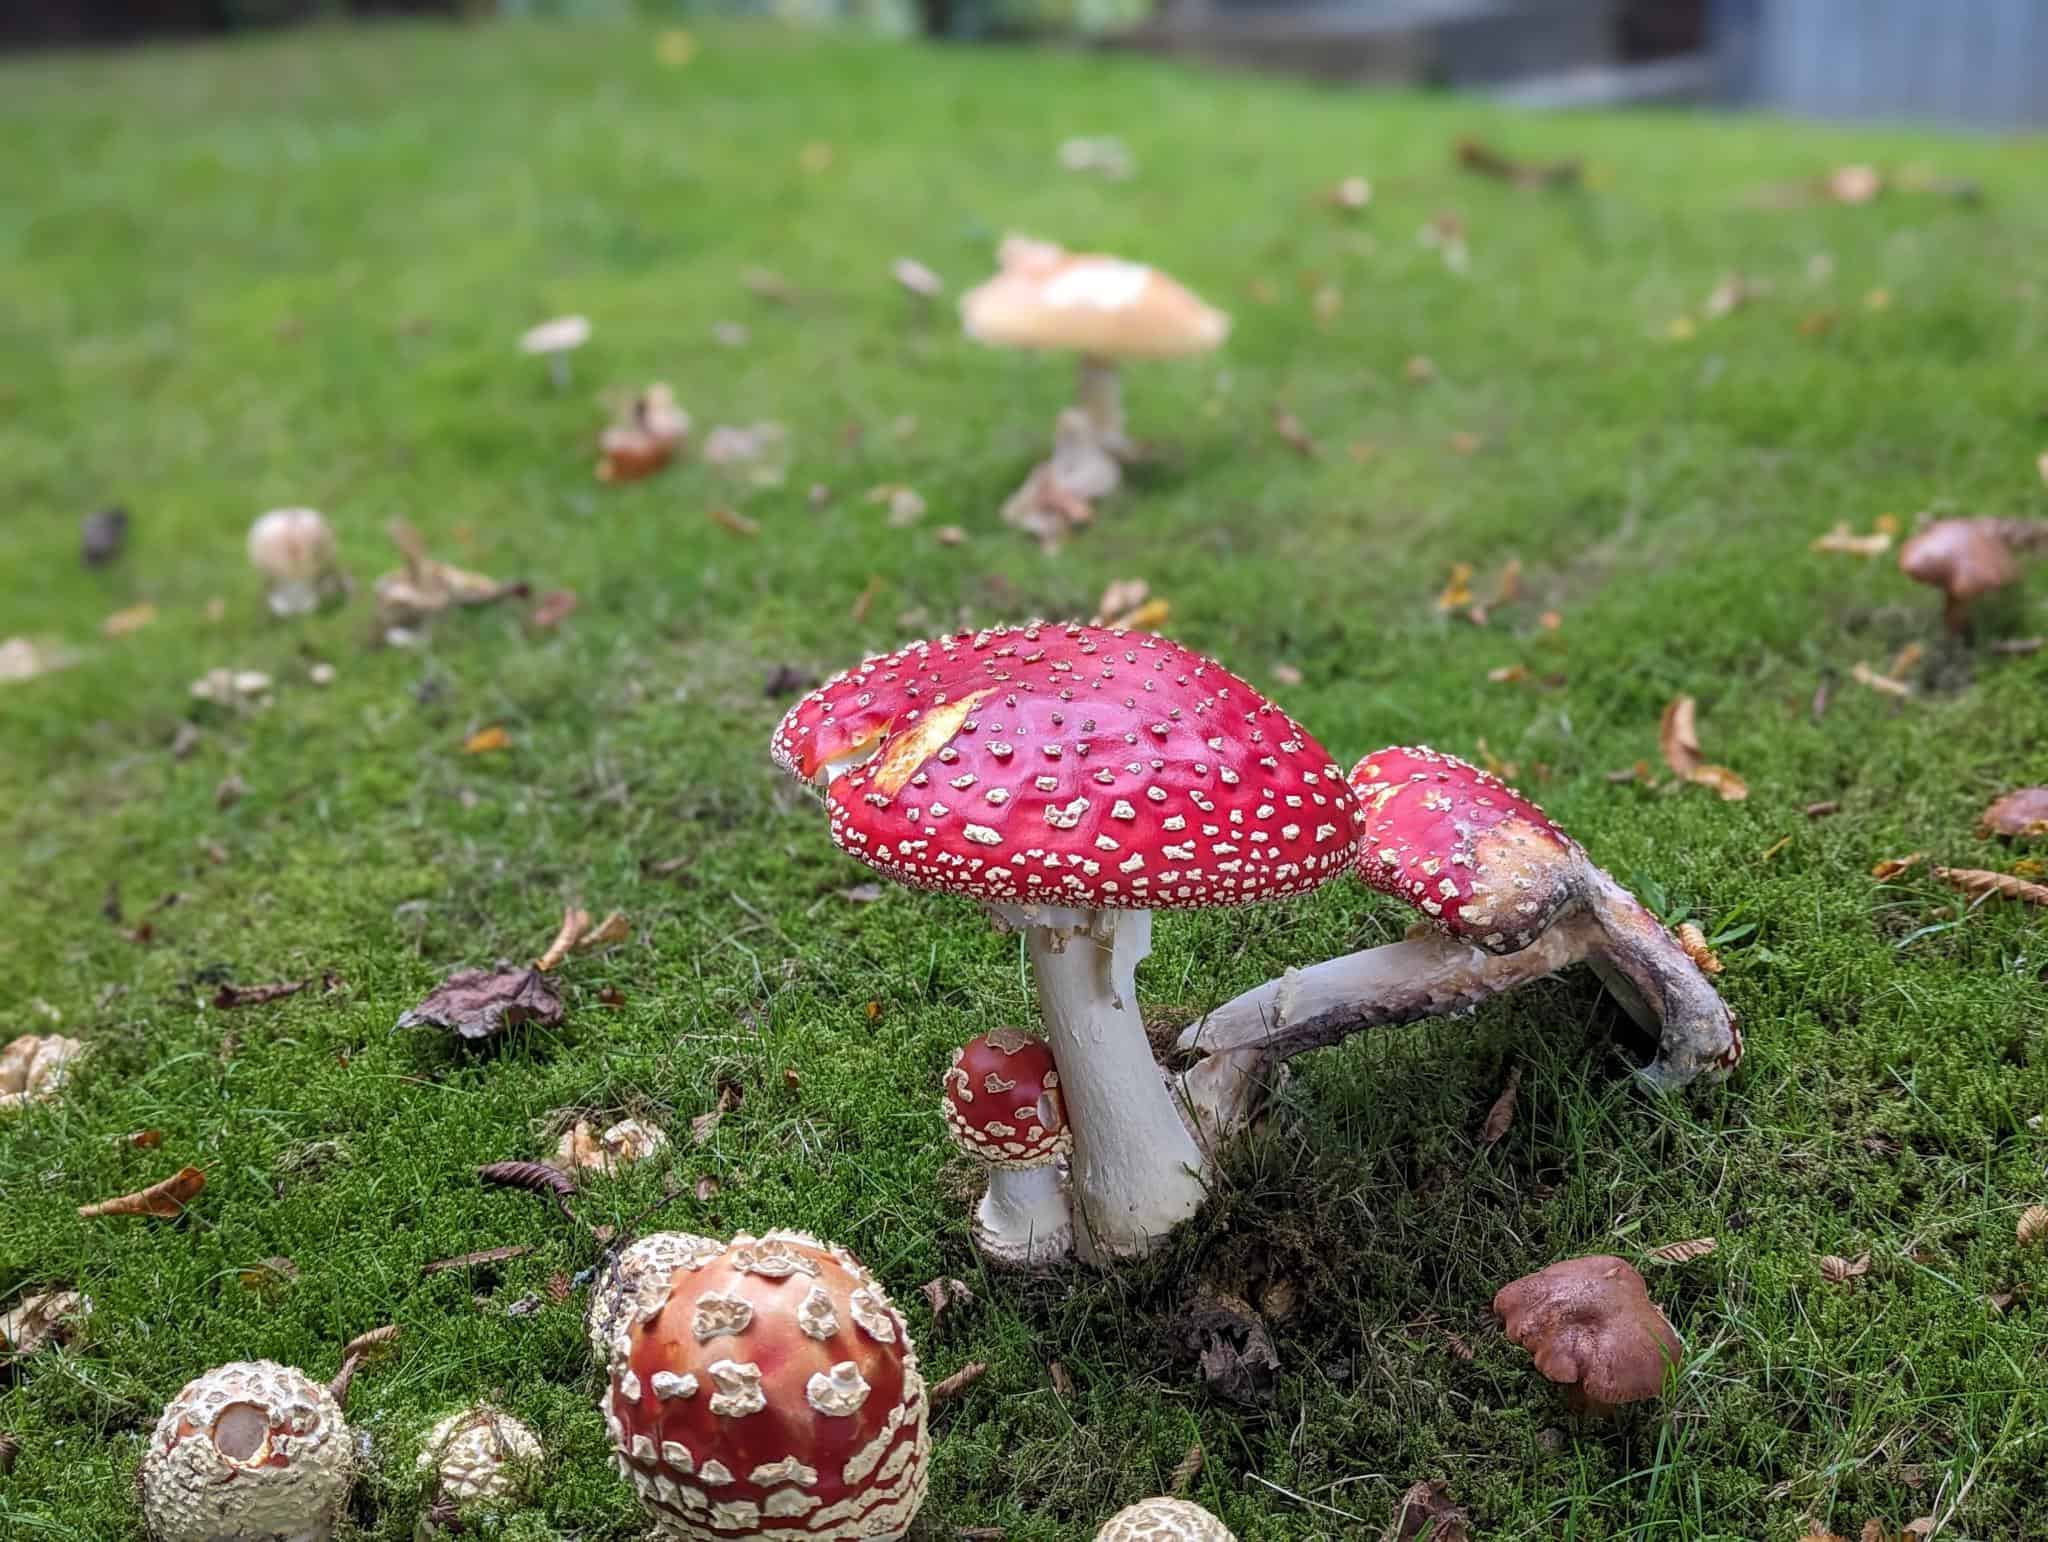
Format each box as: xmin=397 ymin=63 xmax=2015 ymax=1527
xmin=417 ymin=1403 xmax=542 ymax=1506
xmin=141 ymin=1359 xmax=354 ymax=1542
xmin=0 ymin=1033 xmax=86 ymax=1110
xmin=247 ymin=509 xmax=338 ymax=584
xmin=519 ymin=315 xmax=592 ymax=355
xmin=960 ymin=240 xmax=1229 ymax=359
xmin=1095 ymin=1496 xmax=1238 ymax=1542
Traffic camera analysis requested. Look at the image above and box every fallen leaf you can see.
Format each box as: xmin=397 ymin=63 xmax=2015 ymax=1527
xmin=1864 ymin=287 xmax=1893 ymax=312
xmin=421 ymin=1244 xmax=534 ymax=1276
xmin=1487 ymin=664 xmax=1528 ymax=685
xmin=1810 ymin=521 xmax=1892 ymax=557
xmin=740 ymin=266 xmax=793 ymax=302
xmin=839 ymin=883 xmax=885 ymax=904
xmin=1979 ymin=788 xmax=2048 ymax=840
xmin=374 ymin=521 xmax=526 ymax=636
xmin=397 ymin=964 xmax=564 ymax=1041
xmin=928 ymin=1360 xmax=987 ymax=1406
xmin=1257 ymin=1277 xmax=1299 ymax=1320
xmin=849 ymin=577 xmax=884 ymax=621
xmin=1990 ymin=636 xmax=2044 ymax=655
xmin=708 ymin=508 xmax=761 ymax=538
xmin=551 ymin=1117 xmax=668 ymax=1175
xmin=120 ymin=1129 xmax=162 ymax=1149
xmin=798 ymin=142 xmax=834 ymax=174
xmin=1272 ymin=407 xmax=1318 ymax=457
xmin=0 ymin=1290 xmax=92 ymax=1356
xmin=1761 ymin=835 xmax=1793 ymax=860
xmin=101 ymin=603 xmax=157 ymax=638
xmin=463 ymin=725 xmax=510 ymax=755
xmin=1443 ymin=1331 xmax=1474 ymax=1361
xmin=892 ymin=257 xmax=942 ymax=298
xmin=477 ymin=1161 xmax=578 ymax=1224
xmin=1435 ymin=562 xmax=1475 ymax=612
xmin=1819 ymin=1252 xmax=1872 ymax=1284
xmin=711 ymin=321 xmax=749 ymax=348
xmin=81 ymin=507 xmax=129 ymax=567
xmin=579 ymin=911 xmax=630 ymax=951
xmin=528 ymin=589 xmax=579 ymax=629
xmin=2018 ymin=1206 xmax=2048 ymax=1247
xmin=694 ymin=1175 xmax=721 ymax=1202
xmin=2013 ymin=858 xmax=2047 ymax=879
xmin=921 ymin=1277 xmax=974 ymax=1323
xmin=237 ymin=1257 xmax=300 ymax=1295
xmin=1 ymin=1033 xmax=87 ymax=1109
xmin=1646 ymin=1237 xmax=1719 ymax=1265
xmin=1871 ymin=854 xmax=1925 ymax=880
xmin=1851 ymin=662 xmax=1913 ymax=698
xmin=1382 ymin=1477 xmax=1472 ymax=1542
xmin=1404 ymin=354 xmax=1436 ymax=384
xmin=1271 ymin=663 xmax=1304 ymax=687
xmin=1936 ymin=866 xmax=2048 ymax=906
xmin=1169 ymin=1441 xmax=1205 ymax=1495
xmin=1659 ymin=696 xmax=1703 ymax=778
xmin=1447 ymin=430 xmax=1483 ymax=456
xmin=1173 ymin=1289 xmax=1279 ymax=1406
xmin=1047 ymin=1360 xmax=1073 ymax=1398
xmin=1806 ymin=801 xmax=1840 ymax=818
xmin=692 ymin=1083 xmax=743 ymax=1145
xmin=536 ymin=907 xmax=593 ymax=971
xmin=1480 ymin=1066 xmax=1520 ymax=1145
xmin=78 ymin=1166 xmax=205 ymax=1219
xmin=1888 ymin=641 xmax=1923 ymax=678
xmin=212 ymin=978 xmax=311 ymax=1009
xmin=1675 ymin=921 xmax=1724 ymax=974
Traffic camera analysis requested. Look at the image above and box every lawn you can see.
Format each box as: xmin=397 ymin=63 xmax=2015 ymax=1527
xmin=4 ymin=17 xmax=2048 ymax=1541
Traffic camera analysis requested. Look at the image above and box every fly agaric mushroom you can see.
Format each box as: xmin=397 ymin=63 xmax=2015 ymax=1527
xmin=943 ymin=1027 xmax=1072 ymax=1268
xmin=960 ymin=238 xmax=1229 ymax=455
xmin=1 ymin=1032 xmax=86 ymax=1110
xmin=519 ymin=314 xmax=590 ymax=390
xmin=1493 ymin=1254 xmax=1683 ymax=1415
xmin=1177 ymin=746 xmax=1739 ymax=1146
xmin=417 ymin=1403 xmax=542 ymax=1533
xmin=247 ymin=508 xmax=341 ymax=618
xmin=1095 ymin=1497 xmax=1237 ymax=1542
xmin=592 ymin=1229 xmax=929 ymax=1540
xmin=1897 ymin=516 xmax=2048 ymax=632
xmin=141 ymin=1360 xmax=355 ymax=1541
xmin=772 ymin=622 xmax=1361 ymax=1262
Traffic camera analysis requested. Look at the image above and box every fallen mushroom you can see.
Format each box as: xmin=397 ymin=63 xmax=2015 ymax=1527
xmin=417 ymin=1403 xmax=543 ymax=1532
xmin=1897 ymin=516 xmax=2048 ymax=632
xmin=960 ymin=238 xmax=1229 ymax=456
xmin=141 ymin=1360 xmax=356 ymax=1541
xmin=373 ymin=521 xmax=527 ymax=638
xmin=597 ymin=384 xmax=691 ymax=483
xmin=1095 ymin=1497 xmax=1237 ymax=1542
xmin=1493 ymin=1254 xmax=1683 ymax=1414
xmin=519 ymin=314 xmax=590 ymax=390
xmin=1177 ymin=746 xmax=1739 ymax=1147
xmin=0 ymin=1032 xmax=85 ymax=1110
xmin=943 ymin=1027 xmax=1072 ymax=1269
xmin=0 ymin=1289 xmax=91 ymax=1359
xmin=247 ymin=508 xmax=343 ymax=618
xmin=551 ymin=1117 xmax=669 ymax=1174
xmin=590 ymin=1230 xmax=929 ymax=1540
xmin=1978 ymin=787 xmax=2048 ymax=840
xmin=772 ymin=623 xmax=1362 ymax=1261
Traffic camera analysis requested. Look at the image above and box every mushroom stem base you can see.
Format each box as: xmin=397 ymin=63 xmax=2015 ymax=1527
xmin=973 ymin=1163 xmax=1074 ymax=1270
xmin=1075 ymin=355 xmax=1131 ymax=456
xmin=999 ymin=904 xmax=1208 ymax=1264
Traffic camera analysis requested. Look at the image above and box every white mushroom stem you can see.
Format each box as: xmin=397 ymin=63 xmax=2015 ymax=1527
xmin=974 ymin=1163 xmax=1072 ymax=1269
xmin=992 ymin=903 xmax=1207 ymax=1263
xmin=546 ymin=353 xmax=571 ymax=390
xmin=1075 ymin=355 xmax=1128 ymax=452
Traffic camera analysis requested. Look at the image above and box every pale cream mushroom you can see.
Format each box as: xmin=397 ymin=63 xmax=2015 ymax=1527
xmin=141 ymin=1360 xmax=354 ymax=1542
xmin=1095 ymin=1496 xmax=1237 ymax=1542
xmin=247 ymin=509 xmax=341 ymax=618
xmin=0 ymin=1033 xmax=85 ymax=1110
xmin=416 ymin=1403 xmax=542 ymax=1536
xmin=960 ymin=238 xmax=1229 ymax=454
xmin=519 ymin=314 xmax=591 ymax=390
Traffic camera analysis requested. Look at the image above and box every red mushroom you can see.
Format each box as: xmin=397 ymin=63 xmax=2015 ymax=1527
xmin=1178 ymin=747 xmax=1738 ymax=1143
xmin=773 ymin=622 xmax=1363 ymax=1262
xmin=1493 ymin=1254 xmax=1683 ymax=1415
xmin=591 ymin=1230 xmax=929 ymax=1541
xmin=943 ymin=1027 xmax=1072 ymax=1268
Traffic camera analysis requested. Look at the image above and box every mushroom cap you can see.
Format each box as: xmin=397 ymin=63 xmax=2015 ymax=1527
xmin=141 ymin=1359 xmax=354 ymax=1542
xmin=417 ymin=1402 xmax=542 ymax=1505
xmin=943 ymin=1027 xmax=1068 ymax=1167
xmin=1980 ymin=787 xmax=2048 ymax=839
xmin=246 ymin=508 xmax=337 ymax=583
xmin=1348 ymin=746 xmax=1582 ymax=955
xmin=1898 ymin=518 xmax=2021 ymax=602
xmin=1095 ymin=1496 xmax=1238 ymax=1542
xmin=0 ymin=1032 xmax=87 ymax=1109
xmin=771 ymin=623 xmax=1361 ymax=912
xmin=1492 ymin=1255 xmax=1683 ymax=1410
xmin=960 ymin=241 xmax=1229 ymax=359
xmin=594 ymin=1229 xmax=929 ymax=1541
xmin=519 ymin=314 xmax=591 ymax=355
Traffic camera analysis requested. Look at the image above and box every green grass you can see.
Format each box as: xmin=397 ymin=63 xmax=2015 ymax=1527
xmin=4 ymin=18 xmax=2048 ymax=1540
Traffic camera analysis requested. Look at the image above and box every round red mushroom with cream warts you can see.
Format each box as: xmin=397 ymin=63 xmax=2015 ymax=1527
xmin=943 ymin=1027 xmax=1073 ymax=1268
xmin=141 ymin=1360 xmax=354 ymax=1542
xmin=772 ymin=623 xmax=1362 ymax=1261
xmin=593 ymin=1230 xmax=929 ymax=1541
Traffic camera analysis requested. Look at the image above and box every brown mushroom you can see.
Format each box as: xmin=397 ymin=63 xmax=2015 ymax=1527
xmin=1493 ymin=1255 xmax=1682 ymax=1415
xmin=1978 ymin=787 xmax=2048 ymax=840
xmin=1897 ymin=516 xmax=2048 ymax=632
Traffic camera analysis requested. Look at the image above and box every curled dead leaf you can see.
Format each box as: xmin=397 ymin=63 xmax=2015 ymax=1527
xmin=1272 ymin=407 xmax=1318 ymax=458
xmin=1675 ymin=922 xmax=1724 ymax=974
xmin=1810 ymin=521 xmax=1893 ymax=557
xmin=528 ymin=588 xmax=578 ymax=630
xmin=1435 ymin=562 xmax=1475 ymax=612
xmin=101 ymin=602 xmax=157 ymax=638
xmin=708 ymin=507 xmax=761 ymax=538
xmin=1659 ymin=696 xmax=1702 ymax=778
xmin=536 ymin=907 xmax=593 ymax=971
xmin=920 ymin=1277 xmax=974 ymax=1323
xmin=1871 ymin=853 xmax=1925 ymax=880
xmin=691 ymin=1083 xmax=743 ymax=1145
xmin=397 ymin=964 xmax=563 ymax=1041
xmin=1936 ymin=866 xmax=2048 ymax=906
xmin=78 ymin=1165 xmax=205 ymax=1219
xmin=1168 ymin=1441 xmax=1205 ymax=1495
xmin=1480 ymin=1066 xmax=1520 ymax=1145
xmin=927 ymin=1360 xmax=987 ymax=1406
xmin=1382 ymin=1478 xmax=1473 ymax=1542
xmin=1645 ymin=1237 xmax=1719 ymax=1266
xmin=2016 ymin=1205 xmax=2048 ymax=1247
xmin=463 ymin=725 xmax=510 ymax=754
xmin=1818 ymin=1252 xmax=1872 ymax=1285
xmin=1271 ymin=662 xmax=1304 ymax=687
xmin=1851 ymin=662 xmax=1913 ymax=699
xmin=212 ymin=978 xmax=312 ymax=1009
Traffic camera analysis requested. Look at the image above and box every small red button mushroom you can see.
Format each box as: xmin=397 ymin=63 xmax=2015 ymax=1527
xmin=943 ymin=1027 xmax=1072 ymax=1268
xmin=1493 ymin=1254 xmax=1683 ymax=1415
xmin=591 ymin=1230 xmax=929 ymax=1541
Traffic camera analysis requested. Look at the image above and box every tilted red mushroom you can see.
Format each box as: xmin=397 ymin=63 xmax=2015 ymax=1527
xmin=943 ymin=1027 xmax=1072 ymax=1268
xmin=1178 ymin=746 xmax=1739 ymax=1144
xmin=591 ymin=1230 xmax=929 ymax=1541
xmin=773 ymin=622 xmax=1362 ymax=1261
xmin=1897 ymin=516 xmax=2048 ymax=631
xmin=1493 ymin=1254 xmax=1683 ymax=1415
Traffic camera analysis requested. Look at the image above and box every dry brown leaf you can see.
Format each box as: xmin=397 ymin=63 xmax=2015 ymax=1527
xmin=1435 ymin=562 xmax=1475 ymax=612
xmin=1443 ymin=1331 xmax=1474 ymax=1361
xmin=1404 ymin=354 xmax=1436 ymax=384
xmin=463 ymin=725 xmax=510 ymax=755
xmin=1819 ymin=1252 xmax=1872 ymax=1284
xmin=1168 ymin=1441 xmax=1205 ymax=1495
xmin=1810 ymin=521 xmax=1892 ymax=557
xmin=1382 ymin=1478 xmax=1472 ymax=1542
xmin=528 ymin=589 xmax=578 ymax=629
xmin=691 ymin=1084 xmax=743 ymax=1145
xmin=2016 ymin=1205 xmax=2048 ymax=1247
xmin=1689 ymin=765 xmax=1750 ymax=801
xmin=891 ymin=257 xmax=943 ymax=298
xmin=397 ymin=964 xmax=563 ymax=1041
xmin=536 ymin=907 xmax=592 ymax=971
xmin=1807 ymin=801 xmax=1840 ymax=818
xmin=1480 ymin=1066 xmax=1520 ymax=1145
xmin=1675 ymin=922 xmax=1724 ymax=974
xmin=694 ymin=1175 xmax=721 ymax=1203
xmin=1798 ymin=1530 xmax=1847 ymax=1542
xmin=928 ymin=1360 xmax=987 ymax=1406
xmin=1851 ymin=662 xmax=1913 ymax=698
xmin=1271 ymin=663 xmax=1304 ymax=687
xmin=1272 ymin=407 xmax=1318 ymax=458
xmin=1312 ymin=283 xmax=1342 ymax=325
xmin=849 ymin=576 xmax=884 ymax=622
xmin=1487 ymin=664 xmax=1528 ymax=685
xmin=1659 ymin=696 xmax=1702 ymax=778
xmin=1447 ymin=431 xmax=1483 ymax=456
xmin=101 ymin=603 xmax=157 ymax=638
xmin=740 ymin=266 xmax=793 ymax=302
xmin=708 ymin=508 xmax=761 ymax=538
xmin=1871 ymin=853 xmax=1925 ymax=880
xmin=1646 ymin=1237 xmax=1719 ymax=1265
xmin=1047 ymin=1359 xmax=1073 ymax=1398
xmin=578 ymin=910 xmax=631 ymax=952
xmin=0 ymin=1290 xmax=92 ymax=1356
xmin=920 ymin=1277 xmax=974 ymax=1323
xmin=1979 ymin=788 xmax=2048 ymax=839
xmin=78 ymin=1165 xmax=205 ymax=1219
xmin=1936 ymin=866 xmax=2048 ymax=906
